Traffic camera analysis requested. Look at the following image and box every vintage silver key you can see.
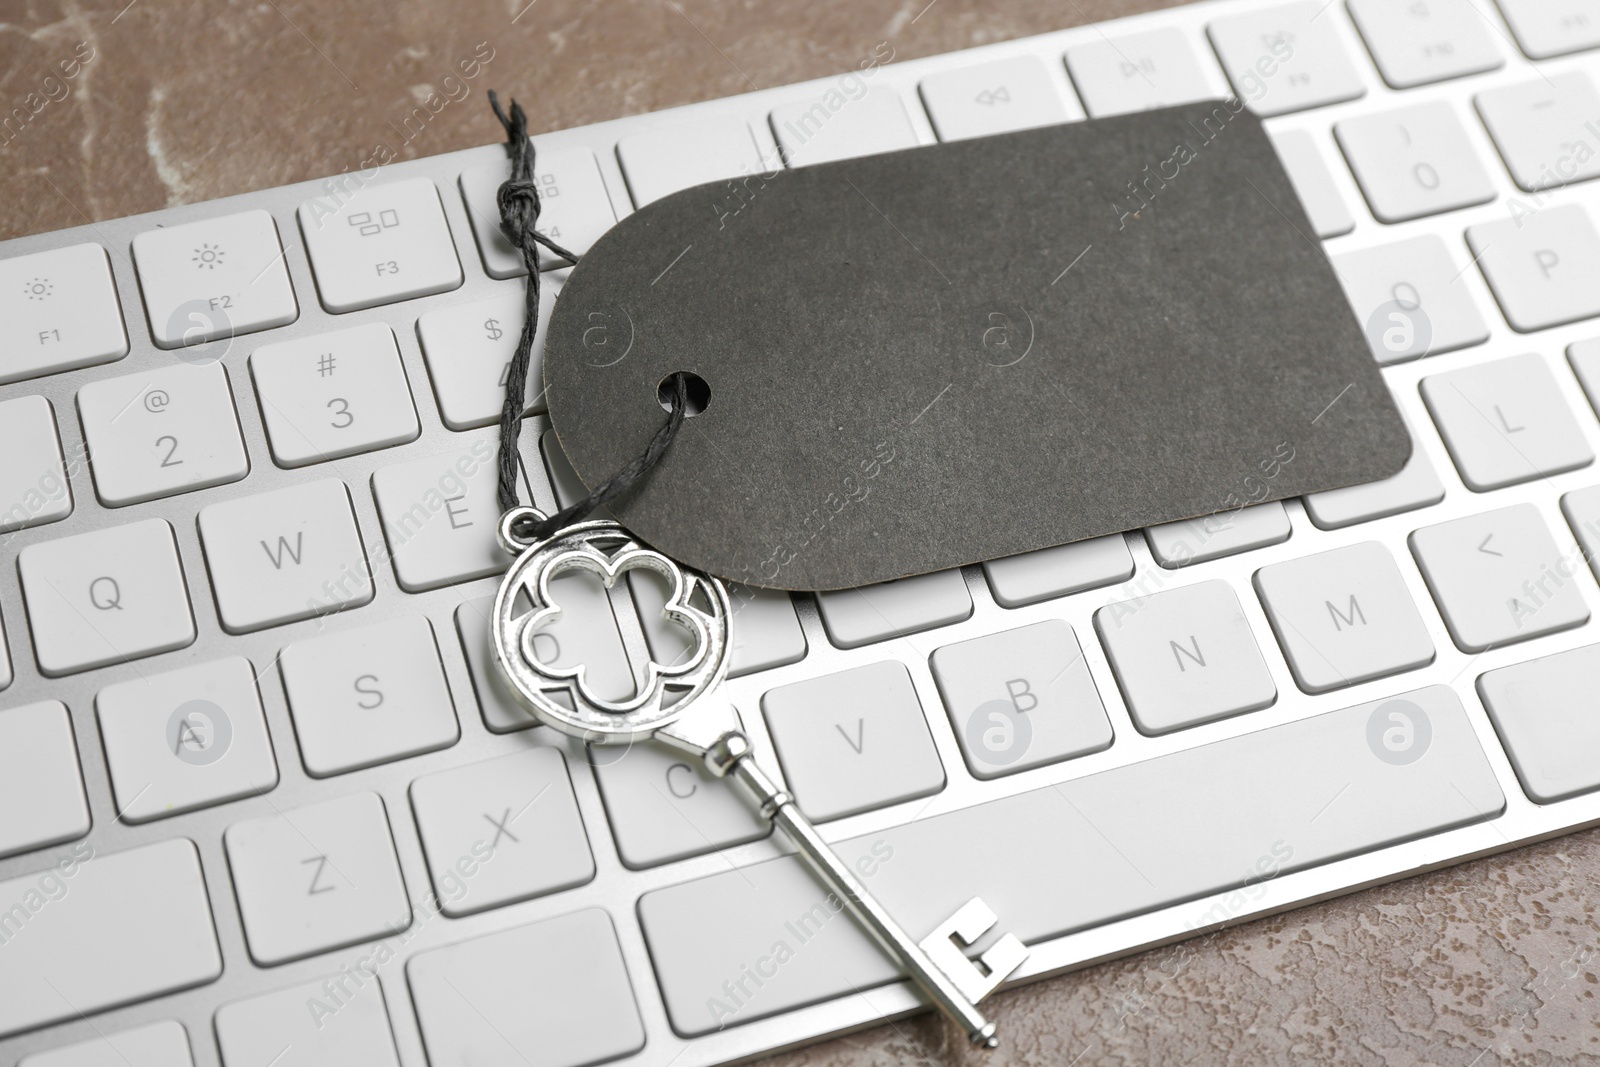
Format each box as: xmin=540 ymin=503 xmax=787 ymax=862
xmin=490 ymin=511 xmax=1028 ymax=1046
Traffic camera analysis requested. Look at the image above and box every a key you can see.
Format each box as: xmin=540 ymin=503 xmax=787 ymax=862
xmin=132 ymin=209 xmax=298 ymax=349
xmin=1476 ymin=72 xmax=1600 ymax=192
xmin=1304 ymin=411 xmax=1445 ymax=529
xmin=1335 ymin=102 xmax=1496 ymax=223
xmin=1479 ymin=643 xmax=1600 ymax=803
xmin=0 ymin=701 xmax=90 ymax=859
xmin=1494 ymin=0 xmax=1600 ymax=59
xmin=618 ymin=115 xmax=773 ymax=206
xmin=815 ymin=569 xmax=973 ymax=649
xmin=417 ymin=282 xmax=561 ymax=429
xmin=488 ymin=514 xmax=1029 ymax=1046
xmin=0 ymin=839 xmax=221 ymax=1040
xmin=1206 ymin=2 xmax=1366 ymax=117
xmin=459 ymin=148 xmax=616 ymax=277
xmin=983 ymin=533 xmax=1135 ymax=607
xmin=589 ymin=740 xmax=771 ymax=868
xmin=196 ymin=478 xmax=374 ymax=633
xmin=1065 ymin=28 xmax=1216 ymax=118
xmin=1347 ymin=0 xmax=1503 ymax=89
xmin=216 ymin=975 xmax=397 ymax=1067
xmin=20 ymin=1020 xmax=195 ymax=1067
xmin=297 ymin=176 xmax=463 ymax=312
xmin=0 ymin=394 xmax=74 ymax=533
xmin=918 ymin=55 xmax=1078 ymax=141
xmin=0 ymin=242 xmax=129 ymax=384
xmin=1269 ymin=129 xmax=1355 ymax=239
xmin=77 ymin=360 xmax=250 ymax=506
xmin=770 ymin=87 xmax=920 ymax=167
xmin=410 ymin=748 xmax=595 ymax=914
xmin=1331 ymin=236 xmax=1489 ymax=364
xmin=225 ymin=791 xmax=411 ymax=965
xmin=1094 ymin=578 xmax=1278 ymax=734
xmin=97 ymin=656 xmax=279 ymax=822
xmin=250 ymin=322 xmax=420 ymax=466
xmin=1144 ymin=501 xmax=1290 ymax=567
xmin=409 ymin=909 xmax=646 ymax=1067
xmin=1468 ymin=203 xmax=1600 ymax=333
xmin=631 ymin=568 xmax=808 ymax=676
xmin=279 ymin=615 xmax=459 ymax=776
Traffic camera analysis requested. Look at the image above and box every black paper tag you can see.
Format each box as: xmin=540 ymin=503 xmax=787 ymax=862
xmin=542 ymin=101 xmax=1408 ymax=591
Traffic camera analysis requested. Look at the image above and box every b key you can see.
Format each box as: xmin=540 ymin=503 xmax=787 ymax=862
xmin=491 ymin=512 xmax=1030 ymax=1046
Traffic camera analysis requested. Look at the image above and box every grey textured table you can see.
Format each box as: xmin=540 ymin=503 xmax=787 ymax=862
xmin=4 ymin=1 xmax=1599 ymax=1063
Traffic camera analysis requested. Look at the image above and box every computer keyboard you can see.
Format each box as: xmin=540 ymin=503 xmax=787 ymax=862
xmin=4 ymin=0 xmax=1600 ymax=1062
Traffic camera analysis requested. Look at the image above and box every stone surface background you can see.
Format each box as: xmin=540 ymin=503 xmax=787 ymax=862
xmin=4 ymin=1 xmax=1599 ymax=1063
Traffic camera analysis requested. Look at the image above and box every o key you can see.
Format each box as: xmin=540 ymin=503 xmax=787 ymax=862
xmin=490 ymin=512 xmax=1029 ymax=1046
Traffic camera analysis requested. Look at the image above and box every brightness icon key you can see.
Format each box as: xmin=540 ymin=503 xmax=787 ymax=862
xmin=298 ymin=176 xmax=463 ymax=313
xmin=0 ymin=242 xmax=129 ymax=384
xmin=132 ymin=208 xmax=299 ymax=349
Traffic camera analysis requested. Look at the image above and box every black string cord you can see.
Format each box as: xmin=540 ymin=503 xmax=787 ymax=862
xmin=488 ymin=90 xmax=689 ymax=544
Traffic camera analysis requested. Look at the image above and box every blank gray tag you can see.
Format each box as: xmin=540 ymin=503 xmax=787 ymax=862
xmin=542 ymin=101 xmax=1407 ymax=591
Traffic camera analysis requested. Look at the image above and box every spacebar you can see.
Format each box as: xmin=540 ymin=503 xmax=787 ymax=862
xmin=638 ymin=685 xmax=1504 ymax=1036
xmin=0 ymin=839 xmax=221 ymax=1039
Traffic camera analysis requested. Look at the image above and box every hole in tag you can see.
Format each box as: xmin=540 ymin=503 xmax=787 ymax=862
xmin=657 ymin=371 xmax=710 ymax=416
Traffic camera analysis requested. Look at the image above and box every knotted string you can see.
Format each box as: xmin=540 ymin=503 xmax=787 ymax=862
xmin=488 ymin=90 xmax=689 ymax=544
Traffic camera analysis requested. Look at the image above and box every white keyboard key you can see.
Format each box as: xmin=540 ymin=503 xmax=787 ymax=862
xmin=1479 ymin=643 xmax=1600 ymax=803
xmin=762 ymin=661 xmax=945 ymax=822
xmin=1348 ymin=0 xmax=1503 ymax=88
xmin=930 ymin=620 xmax=1113 ymax=779
xmin=77 ymin=361 xmax=248 ymax=506
xmin=1477 ymin=72 xmax=1600 ymax=192
xmin=371 ymin=438 xmax=528 ymax=592
xmin=1332 ymin=236 xmax=1489 ymax=364
xmin=410 ymin=748 xmax=594 ymax=916
xmin=983 ymin=534 xmax=1135 ymax=608
xmin=0 ymin=395 xmax=73 ymax=532
xmin=815 ymin=569 xmax=972 ymax=649
xmin=197 ymin=479 xmax=374 ymax=633
xmin=19 ymin=518 xmax=196 ymax=676
xmin=455 ymin=591 xmax=634 ymax=733
xmin=918 ymin=55 xmax=1076 ymax=141
xmin=225 ymin=792 xmax=410 ymax=965
xmin=1335 ymin=102 xmax=1496 ymax=223
xmin=617 ymin=115 xmax=770 ymax=206
xmin=20 ymin=1020 xmax=194 ymax=1067
xmin=1065 ymin=28 xmax=1215 ymax=118
xmin=1269 ymin=128 xmax=1354 ymax=239
xmin=132 ymin=209 xmax=297 ymax=348
xmin=0 ymin=839 xmax=221 ymax=1040
xmin=540 ymin=426 xmax=596 ymax=510
xmin=1494 ymin=0 xmax=1600 ymax=59
xmin=1421 ymin=353 xmax=1593 ymax=491
xmin=1411 ymin=503 xmax=1590 ymax=652
xmin=459 ymin=147 xmax=616 ymax=276
xmin=1254 ymin=542 xmax=1436 ymax=694
xmin=280 ymin=616 xmax=458 ymax=776
xmin=0 ymin=701 xmax=89 ymax=859
xmin=408 ymin=909 xmax=645 ymax=1067
xmin=1145 ymin=502 xmax=1291 ymax=568
xmin=0 ymin=243 xmax=128 ymax=383
xmin=416 ymin=282 xmax=559 ymax=429
xmin=250 ymin=323 xmax=418 ymax=467
xmin=589 ymin=739 xmax=769 ymax=868
xmin=1468 ymin=204 xmax=1600 ymax=332
xmin=640 ymin=686 xmax=1501 ymax=1036
xmin=630 ymin=569 xmax=806 ymax=677
xmin=1207 ymin=3 xmax=1366 ymax=117
xmin=1304 ymin=414 xmax=1445 ymax=529
xmin=1096 ymin=580 xmax=1277 ymax=734
xmin=97 ymin=657 xmax=278 ymax=822
xmin=215 ymin=974 xmax=397 ymax=1067
xmin=298 ymin=177 xmax=462 ymax=312
xmin=1564 ymin=484 xmax=1600 ymax=580
xmin=1567 ymin=338 xmax=1600 ymax=420
xmin=770 ymin=87 xmax=919 ymax=167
